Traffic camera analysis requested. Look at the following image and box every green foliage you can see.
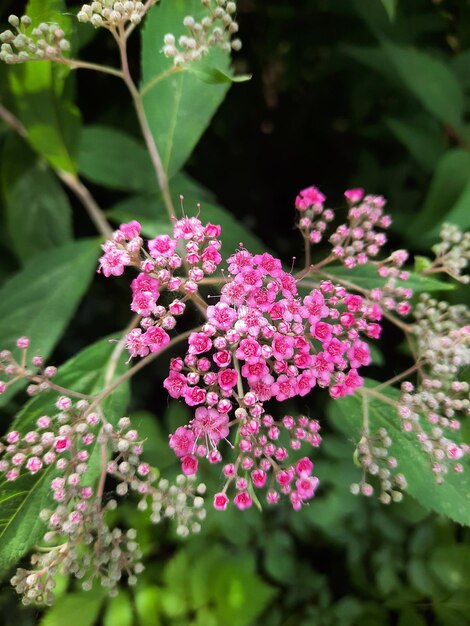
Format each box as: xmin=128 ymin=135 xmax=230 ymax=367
xmin=0 ymin=339 xmax=129 ymax=579
xmin=39 ymin=588 xmax=106 ymax=626
xmin=5 ymin=164 xmax=72 ymax=262
xmin=331 ymin=381 xmax=470 ymax=525
xmin=141 ymin=0 xmax=232 ymax=177
xmin=8 ymin=0 xmax=80 ymax=172
xmin=0 ymin=240 xmax=99 ymax=407
xmin=78 ymin=126 xmax=155 ymax=193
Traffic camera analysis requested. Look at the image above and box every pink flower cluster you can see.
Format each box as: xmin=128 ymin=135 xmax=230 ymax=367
xmin=295 ymin=186 xmax=413 ymax=318
xmin=166 ymin=247 xmax=379 ymax=508
xmin=98 ymin=216 xmax=223 ymax=359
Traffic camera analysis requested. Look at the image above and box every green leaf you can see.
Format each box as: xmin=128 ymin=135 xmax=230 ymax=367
xmin=409 ymin=149 xmax=470 ymax=237
xmin=325 ymin=264 xmax=454 ymax=293
xmin=141 ymin=0 xmax=232 ymax=177
xmin=0 ymin=338 xmax=130 ymax=579
xmin=187 ymin=65 xmax=252 ymax=84
xmin=414 ymin=256 xmax=433 ymax=273
xmin=381 ymin=41 xmax=464 ymax=129
xmin=429 ymin=545 xmax=470 ymax=591
xmin=6 ymin=164 xmax=72 ymax=263
xmin=331 ymin=381 xmax=470 ymax=525
xmin=40 ymin=588 xmax=106 ymax=626
xmin=380 ymin=0 xmax=397 ymax=21
xmin=103 ymin=590 xmax=133 ymax=626
xmin=385 ymin=115 xmax=446 ymax=172
xmin=135 ymin=585 xmax=163 ymax=626
xmin=8 ymin=0 xmax=80 ymax=172
xmin=0 ymin=239 xmax=99 ymax=407
xmin=78 ymin=126 xmax=156 ymax=193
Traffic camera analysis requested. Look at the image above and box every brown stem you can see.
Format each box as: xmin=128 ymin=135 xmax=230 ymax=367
xmin=372 ymin=361 xmax=425 ymax=393
xmin=0 ymin=103 xmax=26 ymax=137
xmin=57 ymin=171 xmax=113 ymax=239
xmin=116 ymin=28 xmax=176 ymax=221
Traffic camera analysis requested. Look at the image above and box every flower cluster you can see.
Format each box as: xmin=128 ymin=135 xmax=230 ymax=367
xmin=0 ymin=337 xmax=206 ymax=605
xmin=296 ymin=186 xmax=413 ymax=318
xmin=0 ymin=337 xmax=58 ymax=399
xmin=0 ymin=15 xmax=70 ymax=64
xmin=98 ymin=216 xmax=223 ymax=359
xmin=351 ymin=426 xmax=407 ymax=504
xmin=77 ymin=1 xmax=152 ymax=28
xmin=397 ymin=295 xmax=470 ymax=482
xmin=163 ymin=0 xmax=241 ymax=66
xmin=429 ymin=223 xmax=470 ymax=284
xmin=165 ymin=247 xmax=380 ymax=508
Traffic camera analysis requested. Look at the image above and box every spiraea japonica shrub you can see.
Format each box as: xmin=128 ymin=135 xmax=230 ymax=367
xmin=0 ymin=0 xmax=468 ymax=616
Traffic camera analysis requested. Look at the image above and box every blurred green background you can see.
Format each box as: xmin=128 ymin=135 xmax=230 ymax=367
xmin=1 ymin=0 xmax=470 ymax=624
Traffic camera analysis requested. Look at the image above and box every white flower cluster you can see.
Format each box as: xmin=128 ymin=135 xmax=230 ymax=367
xmin=77 ymin=1 xmax=154 ymax=29
xmin=431 ymin=223 xmax=470 ymax=284
xmin=0 ymin=15 xmax=70 ymax=65
xmin=163 ymin=0 xmax=242 ymax=66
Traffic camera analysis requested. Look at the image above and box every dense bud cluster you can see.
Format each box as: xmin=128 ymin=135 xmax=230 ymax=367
xmin=0 ymin=15 xmax=70 ymax=64
xmin=163 ymin=0 xmax=241 ymax=66
xmin=351 ymin=427 xmax=407 ymax=504
xmin=429 ymin=223 xmax=470 ymax=284
xmin=77 ymin=1 xmax=152 ymax=28
xmin=296 ymin=186 xmax=413 ymax=318
xmin=0 ymin=341 xmax=205 ymax=605
xmin=98 ymin=215 xmax=223 ymax=359
xmin=398 ymin=295 xmax=470 ymax=482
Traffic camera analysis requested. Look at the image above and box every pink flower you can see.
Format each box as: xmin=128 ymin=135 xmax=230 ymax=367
xmin=235 ymin=338 xmax=261 ymax=362
xmin=163 ymin=372 xmax=187 ymax=398
xmin=181 ymin=455 xmax=198 ymax=476
xmin=184 ymin=386 xmax=207 ymax=406
xmin=145 ymin=326 xmax=170 ymax=353
xmin=54 ymin=436 xmax=71 ymax=453
xmin=191 ymin=407 xmax=229 ymax=444
xmin=148 ymin=234 xmax=177 ymax=258
xmin=295 ymin=186 xmax=326 ymax=211
xmin=234 ymin=491 xmax=253 ymax=510
xmin=26 ymin=456 xmax=43 ymax=474
xmin=119 ymin=220 xmax=141 ymax=239
xmin=272 ymin=333 xmax=295 ymax=361
xmin=217 ymin=368 xmax=238 ymax=391
xmin=214 ymin=492 xmax=229 ymax=510
xmin=169 ymin=427 xmax=195 ymax=457
xmin=344 ymin=188 xmax=364 ymax=204
xmin=188 ymin=332 xmax=212 ymax=355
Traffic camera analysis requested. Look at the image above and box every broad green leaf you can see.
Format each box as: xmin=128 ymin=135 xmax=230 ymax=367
xmin=40 ymin=588 xmax=106 ymax=626
xmin=409 ymin=149 xmax=470 ymax=238
xmin=380 ymin=0 xmax=397 ymax=21
xmin=78 ymin=126 xmax=156 ymax=193
xmin=103 ymin=590 xmax=133 ymax=626
xmin=108 ymin=194 xmax=267 ymax=258
xmin=141 ymin=0 xmax=232 ymax=177
xmin=8 ymin=0 xmax=80 ymax=172
xmin=133 ymin=411 xmax=175 ymax=469
xmin=331 ymin=380 xmax=470 ymax=525
xmin=385 ymin=116 xmax=446 ymax=172
xmin=429 ymin=545 xmax=470 ymax=591
xmin=324 ymin=264 xmax=454 ymax=293
xmin=381 ymin=41 xmax=464 ymax=129
xmin=135 ymin=585 xmax=163 ymax=626
xmin=0 ymin=239 xmax=99 ymax=407
xmin=6 ymin=164 xmax=72 ymax=263
xmin=0 ymin=338 xmax=130 ymax=579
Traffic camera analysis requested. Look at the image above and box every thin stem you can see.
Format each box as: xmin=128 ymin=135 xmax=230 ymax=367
xmin=30 ymin=378 xmax=91 ymax=400
xmin=140 ymin=66 xmax=182 ymax=97
xmin=0 ymin=103 xmax=26 ymax=137
xmin=61 ymin=58 xmax=124 ymax=79
xmin=303 ymin=235 xmax=311 ymax=271
xmin=372 ymin=361 xmax=424 ymax=393
xmin=116 ymin=28 xmax=176 ymax=221
xmin=362 ymin=387 xmax=400 ymax=408
xmin=87 ymin=326 xmax=200 ymax=414
xmin=57 ymin=171 xmax=113 ymax=239
xmin=96 ymin=439 xmax=109 ymax=500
